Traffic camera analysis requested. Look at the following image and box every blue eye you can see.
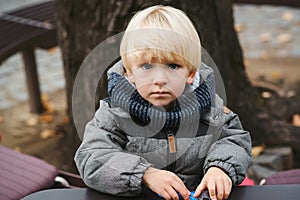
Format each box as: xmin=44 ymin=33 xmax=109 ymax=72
xmin=141 ymin=63 xmax=153 ymax=70
xmin=168 ymin=63 xmax=179 ymax=70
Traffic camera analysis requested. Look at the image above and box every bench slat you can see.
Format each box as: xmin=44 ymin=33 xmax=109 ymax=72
xmin=9 ymin=6 xmax=56 ymax=24
xmin=0 ymin=0 xmax=56 ymax=63
xmin=6 ymin=1 xmax=55 ymax=17
xmin=1 ymin=14 xmax=54 ymax=29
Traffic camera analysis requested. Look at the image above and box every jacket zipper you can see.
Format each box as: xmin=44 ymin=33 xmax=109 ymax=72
xmin=167 ymin=131 xmax=176 ymax=171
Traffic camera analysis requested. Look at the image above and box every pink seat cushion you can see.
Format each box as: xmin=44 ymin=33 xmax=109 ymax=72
xmin=265 ymin=169 xmax=300 ymax=185
xmin=0 ymin=145 xmax=58 ymax=200
xmin=239 ymin=177 xmax=255 ymax=186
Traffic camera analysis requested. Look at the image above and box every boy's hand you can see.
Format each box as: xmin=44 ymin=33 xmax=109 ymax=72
xmin=143 ymin=167 xmax=190 ymax=200
xmin=194 ymin=167 xmax=232 ymax=200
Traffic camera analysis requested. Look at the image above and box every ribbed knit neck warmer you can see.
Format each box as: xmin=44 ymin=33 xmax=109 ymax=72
xmin=107 ymin=71 xmax=215 ymax=131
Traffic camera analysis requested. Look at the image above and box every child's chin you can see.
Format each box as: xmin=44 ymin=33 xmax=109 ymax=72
xmin=150 ymin=100 xmax=171 ymax=107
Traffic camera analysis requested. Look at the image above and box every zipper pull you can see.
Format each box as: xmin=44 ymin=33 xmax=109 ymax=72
xmin=168 ymin=133 xmax=177 ymax=153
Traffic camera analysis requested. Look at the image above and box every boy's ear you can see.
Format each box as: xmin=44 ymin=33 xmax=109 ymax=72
xmin=127 ymin=71 xmax=135 ymax=83
xmin=124 ymin=66 xmax=135 ymax=83
xmin=186 ymin=69 xmax=196 ymax=84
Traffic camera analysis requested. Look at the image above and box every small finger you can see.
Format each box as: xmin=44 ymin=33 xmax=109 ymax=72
xmin=167 ymin=187 xmax=180 ymax=200
xmin=215 ymin=181 xmax=224 ymax=200
xmin=159 ymin=190 xmax=171 ymax=200
xmin=172 ymin=178 xmax=190 ymax=199
xmin=178 ymin=190 xmax=190 ymax=200
xmin=207 ymin=179 xmax=217 ymax=200
xmin=194 ymin=181 xmax=206 ymax=197
xmin=223 ymin=180 xmax=232 ymax=199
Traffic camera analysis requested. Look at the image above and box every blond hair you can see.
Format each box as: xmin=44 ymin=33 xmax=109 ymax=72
xmin=120 ymin=5 xmax=201 ymax=72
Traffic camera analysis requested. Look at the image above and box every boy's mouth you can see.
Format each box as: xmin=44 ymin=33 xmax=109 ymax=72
xmin=150 ymin=91 xmax=170 ymax=96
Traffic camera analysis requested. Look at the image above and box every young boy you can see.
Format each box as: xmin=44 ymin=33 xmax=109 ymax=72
xmin=75 ymin=5 xmax=251 ymax=200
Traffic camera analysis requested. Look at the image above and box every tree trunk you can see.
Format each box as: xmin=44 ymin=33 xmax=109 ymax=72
xmin=56 ymin=0 xmax=300 ymax=166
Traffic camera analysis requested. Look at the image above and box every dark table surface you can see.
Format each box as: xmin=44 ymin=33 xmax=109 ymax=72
xmin=22 ymin=184 xmax=300 ymax=200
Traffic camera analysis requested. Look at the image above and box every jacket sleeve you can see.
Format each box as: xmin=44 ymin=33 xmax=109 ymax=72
xmin=74 ymin=101 xmax=152 ymax=196
xmin=203 ymin=110 xmax=252 ymax=185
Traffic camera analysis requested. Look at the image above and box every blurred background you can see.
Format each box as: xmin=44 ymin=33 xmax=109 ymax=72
xmin=0 ymin=0 xmax=299 ymax=185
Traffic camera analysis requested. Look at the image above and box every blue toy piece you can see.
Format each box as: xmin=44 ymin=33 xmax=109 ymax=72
xmin=188 ymin=191 xmax=198 ymax=200
xmin=158 ymin=190 xmax=210 ymax=200
xmin=187 ymin=191 xmax=210 ymax=200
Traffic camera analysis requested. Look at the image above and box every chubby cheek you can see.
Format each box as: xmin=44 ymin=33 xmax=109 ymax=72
xmin=170 ymin=80 xmax=187 ymax=98
xmin=135 ymin=83 xmax=150 ymax=99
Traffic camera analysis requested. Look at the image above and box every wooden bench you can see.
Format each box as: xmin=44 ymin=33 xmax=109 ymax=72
xmin=0 ymin=0 xmax=57 ymax=113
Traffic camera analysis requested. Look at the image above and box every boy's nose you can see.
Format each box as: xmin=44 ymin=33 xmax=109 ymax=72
xmin=152 ymin=69 xmax=168 ymax=85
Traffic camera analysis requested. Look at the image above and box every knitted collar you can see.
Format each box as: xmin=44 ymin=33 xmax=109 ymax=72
xmin=107 ymin=67 xmax=215 ymax=131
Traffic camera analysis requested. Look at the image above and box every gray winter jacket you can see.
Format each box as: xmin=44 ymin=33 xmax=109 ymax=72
xmin=74 ymin=62 xmax=252 ymax=196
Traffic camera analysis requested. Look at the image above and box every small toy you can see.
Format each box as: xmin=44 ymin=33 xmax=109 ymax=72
xmin=158 ymin=190 xmax=210 ymax=200
xmin=186 ymin=191 xmax=210 ymax=200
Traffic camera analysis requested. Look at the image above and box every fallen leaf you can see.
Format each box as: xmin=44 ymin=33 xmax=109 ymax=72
xmin=41 ymin=93 xmax=49 ymax=101
xmin=259 ymin=33 xmax=271 ymax=43
xmin=262 ymin=91 xmax=272 ymax=99
xmin=277 ymin=33 xmax=292 ymax=43
xmin=281 ymin=12 xmax=294 ymax=21
xmin=234 ymin=24 xmax=245 ymax=33
xmin=14 ymin=146 xmax=22 ymax=152
xmin=63 ymin=117 xmax=70 ymax=125
xmin=43 ymin=101 xmax=54 ymax=113
xmin=25 ymin=116 xmax=38 ymax=126
xmin=292 ymin=114 xmax=300 ymax=127
xmin=40 ymin=129 xmax=55 ymax=139
xmin=48 ymin=47 xmax=57 ymax=54
xmin=271 ymin=71 xmax=281 ymax=80
xmin=39 ymin=114 xmax=54 ymax=123
xmin=252 ymin=145 xmax=265 ymax=157
xmin=41 ymin=94 xmax=54 ymax=113
xmin=286 ymin=90 xmax=296 ymax=98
